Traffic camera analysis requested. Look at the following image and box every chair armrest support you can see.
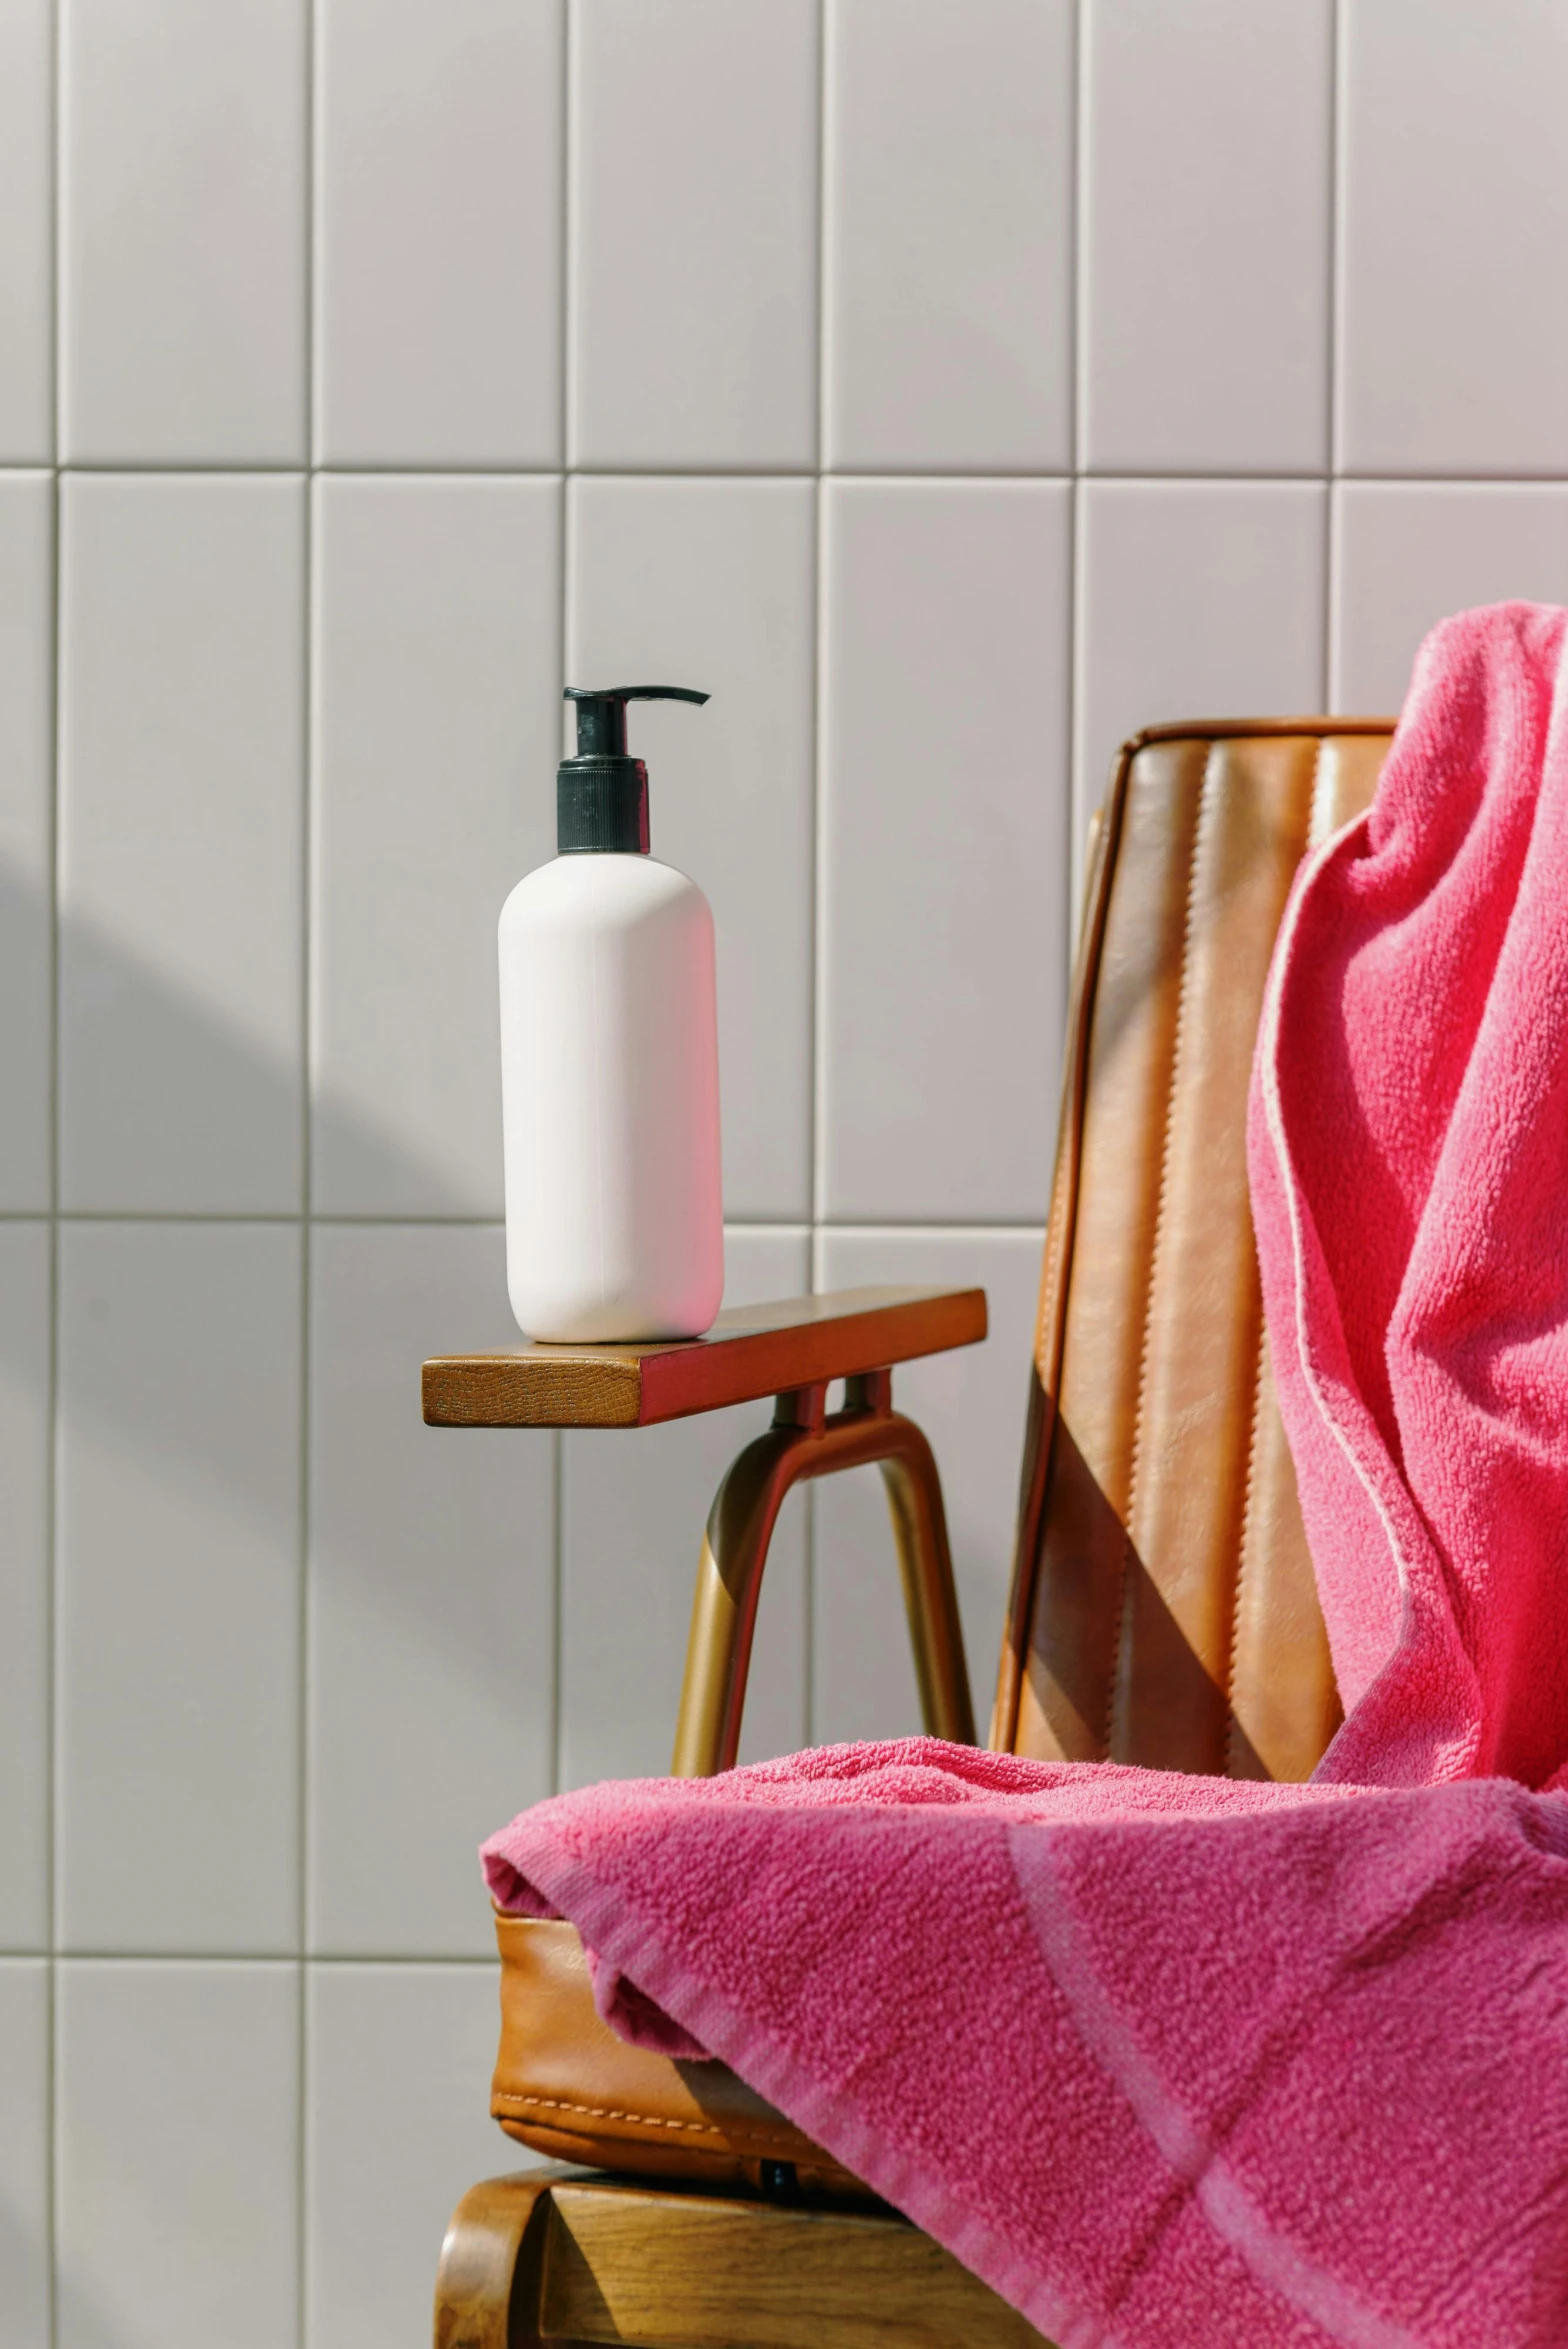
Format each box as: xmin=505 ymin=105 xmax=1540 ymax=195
xmin=674 ymin=1377 xmax=976 ymax=1776
xmin=422 ymin=1285 xmax=987 ymax=1429
xmin=422 ymin=1286 xmax=986 ymax=1777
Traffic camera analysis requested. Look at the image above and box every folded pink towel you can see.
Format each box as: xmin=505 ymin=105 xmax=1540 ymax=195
xmin=484 ymin=606 xmax=1568 ymax=2347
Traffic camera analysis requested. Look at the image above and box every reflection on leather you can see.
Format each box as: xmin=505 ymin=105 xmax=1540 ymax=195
xmin=1022 ymin=1411 xmax=1272 ymax=1778
xmin=1010 ymin=728 xmax=1387 ymax=1781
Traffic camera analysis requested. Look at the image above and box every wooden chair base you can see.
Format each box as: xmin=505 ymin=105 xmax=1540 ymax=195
xmin=433 ymin=2168 xmax=1050 ymax=2349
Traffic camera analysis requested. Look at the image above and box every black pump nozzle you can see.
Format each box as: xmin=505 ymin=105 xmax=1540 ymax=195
xmin=566 ymin=684 xmax=709 ymax=757
xmin=557 ymin=686 xmax=710 ymax=853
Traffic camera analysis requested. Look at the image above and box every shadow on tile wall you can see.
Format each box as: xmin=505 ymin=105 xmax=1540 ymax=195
xmin=1 ymin=851 xmax=1040 ymax=1960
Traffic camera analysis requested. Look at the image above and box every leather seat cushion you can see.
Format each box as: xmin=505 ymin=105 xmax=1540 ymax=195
xmin=493 ymin=1911 xmax=872 ymax=2197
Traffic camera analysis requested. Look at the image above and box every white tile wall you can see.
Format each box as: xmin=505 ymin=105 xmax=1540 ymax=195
xmin=56 ymin=1963 xmax=298 ymax=2349
xmin=1333 ymin=484 xmax=1568 ymax=712
xmin=308 ymin=1224 xmax=554 ymax=1955
xmin=0 ymin=1962 xmax=50 ymax=2347
xmin=60 ymin=0 xmax=308 ymax=464
xmin=819 ymin=479 xmax=1071 ymax=1221
xmin=58 ymin=475 xmax=306 ymax=1214
xmin=311 ymin=474 xmax=560 ymax=1216
xmin=306 ymin=1965 xmax=535 ymax=2349
xmin=1074 ymin=479 xmax=1327 ymax=845
xmin=823 ymin=0 xmax=1073 ymax=472
xmin=569 ymin=0 xmax=820 ymax=469
xmin=567 ymin=475 xmax=816 ymax=1217
xmin=1080 ymin=0 xmax=1332 ymax=474
xmin=1338 ymin=0 xmax=1568 ymax=477
xmin=9 ymin=3 xmax=1567 ymax=2339
xmin=315 ymin=0 xmax=564 ymax=467
xmin=56 ymin=1224 xmax=302 ymax=1955
xmin=0 ymin=1227 xmax=50 ymax=1954
xmin=0 ymin=473 xmax=52 ymax=1211
xmin=0 ymin=0 xmax=51 ymax=465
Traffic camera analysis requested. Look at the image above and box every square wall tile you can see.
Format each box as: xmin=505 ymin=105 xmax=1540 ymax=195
xmin=0 ymin=1 xmax=51 ymax=461
xmin=570 ymin=0 xmax=819 ymax=467
xmin=0 ymin=1963 xmax=49 ymax=2346
xmin=307 ymin=1964 xmax=527 ymax=2349
xmin=60 ymin=0 xmax=307 ymax=461
xmin=1075 ymin=480 xmax=1326 ymax=843
xmin=0 ymin=474 xmax=53 ymax=1210
xmin=819 ymin=480 xmax=1070 ymax=1223
xmin=568 ymin=477 xmax=816 ymax=1217
xmin=309 ymin=1225 xmax=554 ymax=1958
xmin=1339 ymin=0 xmax=1568 ymax=474
xmin=0 ymin=1226 xmax=49 ymax=1952
xmin=560 ymin=1229 xmax=810 ymax=1788
xmin=59 ymin=475 xmax=305 ymax=1213
xmin=57 ymin=1963 xmax=298 ymax=2349
xmin=1333 ymin=484 xmax=1568 ymax=714
xmin=57 ymin=1225 xmax=301 ymax=1953
xmin=813 ymin=1229 xmax=1042 ymax=1746
xmin=824 ymin=0 xmax=1072 ymax=471
xmin=316 ymin=0 xmax=563 ymax=465
xmin=1081 ymin=0 xmax=1331 ymax=473
xmin=312 ymin=475 xmax=561 ymax=1217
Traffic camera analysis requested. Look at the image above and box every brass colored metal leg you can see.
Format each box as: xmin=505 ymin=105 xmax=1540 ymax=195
xmin=672 ymin=1372 xmax=975 ymax=1777
xmin=877 ymin=1419 xmax=971 ymax=1751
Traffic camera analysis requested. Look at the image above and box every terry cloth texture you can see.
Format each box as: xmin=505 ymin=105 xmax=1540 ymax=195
xmin=484 ymin=606 xmax=1568 ymax=2349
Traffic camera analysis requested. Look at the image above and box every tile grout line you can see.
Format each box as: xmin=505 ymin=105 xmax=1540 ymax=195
xmin=809 ymin=0 xmax=830 ymax=1243
xmin=16 ymin=461 xmax=1568 ymax=490
xmin=297 ymin=0 xmax=318 ymax=2337
xmin=1326 ymin=0 xmax=1347 ymax=710
xmin=803 ymin=0 xmax=832 ymax=1746
xmin=1068 ymin=0 xmax=1091 ymax=900
xmin=1071 ymin=0 xmax=1087 ymax=486
xmin=45 ymin=1 xmax=61 ymax=2331
xmin=28 ymin=1950 xmax=505 ymax=1968
xmin=550 ymin=0 xmax=574 ymax=1799
xmin=0 ymin=1208 xmax=1048 ymax=1232
xmin=1067 ymin=0 xmax=1086 ymax=926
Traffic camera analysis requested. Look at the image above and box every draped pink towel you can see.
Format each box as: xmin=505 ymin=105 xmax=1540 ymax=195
xmin=484 ymin=605 xmax=1568 ymax=2348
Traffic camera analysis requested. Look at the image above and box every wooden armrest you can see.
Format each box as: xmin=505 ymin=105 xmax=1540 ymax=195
xmin=422 ymin=1284 xmax=987 ymax=1431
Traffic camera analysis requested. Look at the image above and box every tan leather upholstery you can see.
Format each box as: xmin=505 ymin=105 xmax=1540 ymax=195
xmin=493 ymin=1913 xmax=871 ymax=2198
xmin=495 ymin=722 xmax=1395 ymax=2183
xmin=994 ymin=723 xmax=1392 ymax=1776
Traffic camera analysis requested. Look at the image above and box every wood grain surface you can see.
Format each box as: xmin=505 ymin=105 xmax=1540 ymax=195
xmin=540 ymin=2179 xmax=1048 ymax=2345
xmin=422 ymin=1285 xmax=987 ymax=1429
xmin=431 ymin=2171 xmax=1046 ymax=2347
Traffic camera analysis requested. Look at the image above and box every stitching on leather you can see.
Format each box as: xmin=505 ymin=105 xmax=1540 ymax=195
xmin=1223 ymin=738 xmax=1325 ymax=1773
xmin=1224 ymin=1316 xmax=1272 ymax=1773
xmin=1000 ymin=773 xmax=1129 ymax=1753
xmin=493 ymin=2091 xmax=803 ymax=2149
xmin=1105 ymin=748 xmax=1214 ymax=1760
xmin=1035 ymin=1140 xmax=1074 ymax=1391
xmin=1035 ymin=816 xmax=1107 ymax=1383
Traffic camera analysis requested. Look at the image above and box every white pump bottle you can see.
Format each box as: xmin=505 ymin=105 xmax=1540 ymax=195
xmin=498 ymin=686 xmax=724 ymax=1342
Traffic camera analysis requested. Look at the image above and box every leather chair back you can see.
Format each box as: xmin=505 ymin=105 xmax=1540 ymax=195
xmin=993 ymin=724 xmax=1394 ymax=1781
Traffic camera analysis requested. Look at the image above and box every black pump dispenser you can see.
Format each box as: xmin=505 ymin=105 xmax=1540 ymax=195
xmin=557 ymin=686 xmax=709 ymax=854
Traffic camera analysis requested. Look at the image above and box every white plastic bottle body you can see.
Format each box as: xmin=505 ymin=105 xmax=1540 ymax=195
xmin=498 ymin=853 xmax=724 ymax=1341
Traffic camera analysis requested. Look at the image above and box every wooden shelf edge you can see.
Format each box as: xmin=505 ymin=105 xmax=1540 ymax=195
xmin=423 ymin=1285 xmax=988 ymax=1430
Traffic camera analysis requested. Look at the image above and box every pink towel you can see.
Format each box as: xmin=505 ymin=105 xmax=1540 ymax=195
xmin=484 ymin=606 xmax=1568 ymax=2347
xmin=1255 ymin=602 xmax=1568 ymax=1795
